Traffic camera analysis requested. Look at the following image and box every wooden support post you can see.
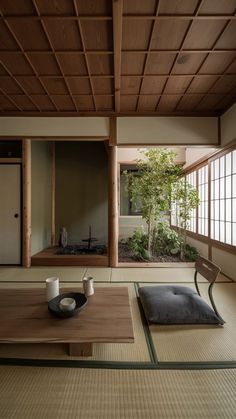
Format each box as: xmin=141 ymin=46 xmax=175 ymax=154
xmin=22 ymin=139 xmax=31 ymax=267
xmin=109 ymin=117 xmax=117 ymax=146
xmin=51 ymin=141 xmax=56 ymax=246
xmin=108 ymin=144 xmax=118 ymax=267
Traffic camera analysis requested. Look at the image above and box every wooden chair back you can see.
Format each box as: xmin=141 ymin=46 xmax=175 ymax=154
xmin=195 ymin=256 xmax=221 ymax=283
xmin=194 ymin=255 xmax=224 ymax=324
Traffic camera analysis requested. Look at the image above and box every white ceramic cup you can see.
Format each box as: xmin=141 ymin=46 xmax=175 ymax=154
xmin=59 ymin=297 xmax=76 ymax=312
xmin=46 ymin=277 xmax=59 ymax=302
xmin=82 ymin=276 xmax=94 ymax=297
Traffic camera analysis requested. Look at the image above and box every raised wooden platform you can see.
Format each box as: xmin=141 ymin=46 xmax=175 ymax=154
xmin=31 ymin=247 xmax=109 ymax=267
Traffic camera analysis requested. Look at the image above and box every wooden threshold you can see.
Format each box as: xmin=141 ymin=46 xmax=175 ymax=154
xmin=31 ymin=247 xmax=108 ymax=267
xmin=118 ymin=262 xmax=195 ymax=268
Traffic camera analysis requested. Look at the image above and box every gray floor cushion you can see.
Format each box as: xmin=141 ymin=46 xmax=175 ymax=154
xmin=139 ymin=285 xmax=222 ymax=325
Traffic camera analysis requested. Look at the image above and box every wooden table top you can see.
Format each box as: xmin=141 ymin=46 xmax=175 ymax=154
xmin=0 ymin=287 xmax=134 ymax=344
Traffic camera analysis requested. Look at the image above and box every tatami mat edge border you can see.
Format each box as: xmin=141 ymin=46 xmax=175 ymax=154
xmin=0 ymin=358 xmax=236 ymax=370
xmin=134 ymin=282 xmax=158 ymax=364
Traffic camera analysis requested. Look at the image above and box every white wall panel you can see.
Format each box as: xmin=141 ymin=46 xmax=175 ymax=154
xmin=118 ymin=117 xmax=218 ymax=145
xmin=118 ymin=147 xmax=186 ymax=163
xmin=221 ymin=103 xmax=236 ymax=147
xmin=212 ymin=247 xmax=236 ymax=281
xmin=0 ymin=117 xmax=109 ymax=137
xmin=119 ymin=216 xmax=147 ymax=239
xmin=186 ymin=236 xmax=208 ymax=258
xmin=184 ymin=147 xmax=217 ymax=169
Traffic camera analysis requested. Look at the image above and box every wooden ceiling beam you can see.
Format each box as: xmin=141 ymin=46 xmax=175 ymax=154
xmin=123 ymin=15 xmax=236 ymax=20
xmin=136 ymin=0 xmax=161 ymax=111
xmin=155 ymin=0 xmax=204 ymax=111
xmin=0 ymin=50 xmax=114 ymax=55
xmin=0 ymin=16 xmax=112 ymax=21
xmin=0 ymin=110 xmax=220 ymax=117
xmin=1 ymin=15 xmax=236 ymax=21
xmin=0 ymin=2 xmax=235 ymax=115
xmin=0 ymin=7 xmax=59 ymax=111
xmin=1 ymin=73 xmax=234 ymax=79
xmin=0 ymin=87 xmax=22 ymax=111
xmin=32 ymin=0 xmax=78 ymax=112
xmin=122 ymin=49 xmax=236 ymax=54
xmin=195 ymin=55 xmax=236 ymax=110
xmin=112 ymin=0 xmax=123 ymax=112
xmin=190 ymin=9 xmax=236 ymax=111
xmin=215 ymin=94 xmax=236 ymax=111
xmin=0 ymin=75 xmax=115 ymax=79
xmin=1 ymin=49 xmax=235 ymax=55
xmin=6 ymin=92 xmax=232 ymax=97
xmin=73 ymin=0 xmax=97 ymax=112
xmin=0 ymin=61 xmax=41 ymax=111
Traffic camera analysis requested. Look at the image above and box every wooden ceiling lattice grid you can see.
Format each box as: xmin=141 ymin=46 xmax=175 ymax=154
xmin=0 ymin=0 xmax=236 ymax=116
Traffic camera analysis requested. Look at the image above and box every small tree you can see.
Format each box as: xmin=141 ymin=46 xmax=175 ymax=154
xmin=172 ymin=178 xmax=199 ymax=259
xmin=126 ymin=148 xmax=182 ymax=255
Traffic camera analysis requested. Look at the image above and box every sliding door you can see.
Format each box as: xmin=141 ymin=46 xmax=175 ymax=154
xmin=0 ymin=164 xmax=21 ymax=264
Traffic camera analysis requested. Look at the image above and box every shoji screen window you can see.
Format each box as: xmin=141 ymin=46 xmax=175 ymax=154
xmin=198 ymin=165 xmax=208 ymax=236
xmin=186 ymin=171 xmax=197 ymax=232
xmin=211 ymin=150 xmax=236 ymax=245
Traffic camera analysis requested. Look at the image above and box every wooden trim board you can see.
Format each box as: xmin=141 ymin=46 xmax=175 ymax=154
xmin=31 ymin=247 xmax=109 ymax=267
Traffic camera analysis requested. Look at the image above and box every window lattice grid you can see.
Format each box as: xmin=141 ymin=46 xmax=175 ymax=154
xmin=186 ymin=171 xmax=197 ymax=233
xmin=210 ymin=150 xmax=236 ymax=245
xmin=198 ymin=165 xmax=208 ymax=237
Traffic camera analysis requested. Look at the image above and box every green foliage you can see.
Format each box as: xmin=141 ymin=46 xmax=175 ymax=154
xmin=119 ymin=237 xmax=128 ymax=245
xmin=154 ymin=222 xmax=183 ymax=256
xmin=128 ymin=149 xmax=182 ymax=222
xmin=129 ymin=227 xmax=151 ymax=261
xmin=128 ymin=223 xmax=198 ymax=262
xmin=172 ymin=178 xmax=199 ymax=259
xmin=172 ymin=178 xmax=199 ymax=231
xmin=125 ymin=148 xmax=199 ymax=261
xmin=184 ymin=244 xmax=198 ymax=261
xmin=126 ymin=148 xmax=182 ymax=254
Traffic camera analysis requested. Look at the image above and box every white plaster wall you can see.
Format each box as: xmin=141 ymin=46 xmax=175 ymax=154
xmin=0 ymin=117 xmax=109 ymax=137
xmin=55 ymin=142 xmax=108 ymax=244
xmin=31 ymin=142 xmax=52 ymax=255
xmin=184 ymin=147 xmax=217 ymax=169
xmin=186 ymin=236 xmax=208 ymax=258
xmin=117 ymin=117 xmax=218 ymax=145
xmin=119 ymin=216 xmax=147 ymax=239
xmin=221 ymin=103 xmax=236 ymax=146
xmin=118 ymin=147 xmax=186 ymax=163
xmin=212 ymin=247 xmax=236 ymax=281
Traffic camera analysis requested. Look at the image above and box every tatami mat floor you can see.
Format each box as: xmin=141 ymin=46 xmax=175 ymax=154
xmin=0 ymin=266 xmax=235 ymax=418
xmin=0 ymin=265 xmax=234 ymax=366
xmin=0 ymin=366 xmax=235 ymax=419
xmin=139 ymin=282 xmax=236 ymax=363
xmin=0 ymin=266 xmax=230 ymax=283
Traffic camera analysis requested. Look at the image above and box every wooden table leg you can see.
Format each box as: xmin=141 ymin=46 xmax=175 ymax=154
xmin=69 ymin=342 xmax=93 ymax=356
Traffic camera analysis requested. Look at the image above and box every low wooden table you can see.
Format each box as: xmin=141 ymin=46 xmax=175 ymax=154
xmin=0 ymin=287 xmax=134 ymax=356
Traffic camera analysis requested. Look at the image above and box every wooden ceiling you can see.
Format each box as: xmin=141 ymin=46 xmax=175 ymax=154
xmin=0 ymin=0 xmax=236 ymax=116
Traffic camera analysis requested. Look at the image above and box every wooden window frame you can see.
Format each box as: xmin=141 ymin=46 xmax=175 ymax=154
xmin=173 ymin=144 xmax=236 ymax=256
xmin=119 ymin=163 xmax=143 ymax=217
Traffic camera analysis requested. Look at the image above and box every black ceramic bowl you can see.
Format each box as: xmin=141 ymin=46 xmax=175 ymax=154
xmin=48 ymin=292 xmax=87 ymax=318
